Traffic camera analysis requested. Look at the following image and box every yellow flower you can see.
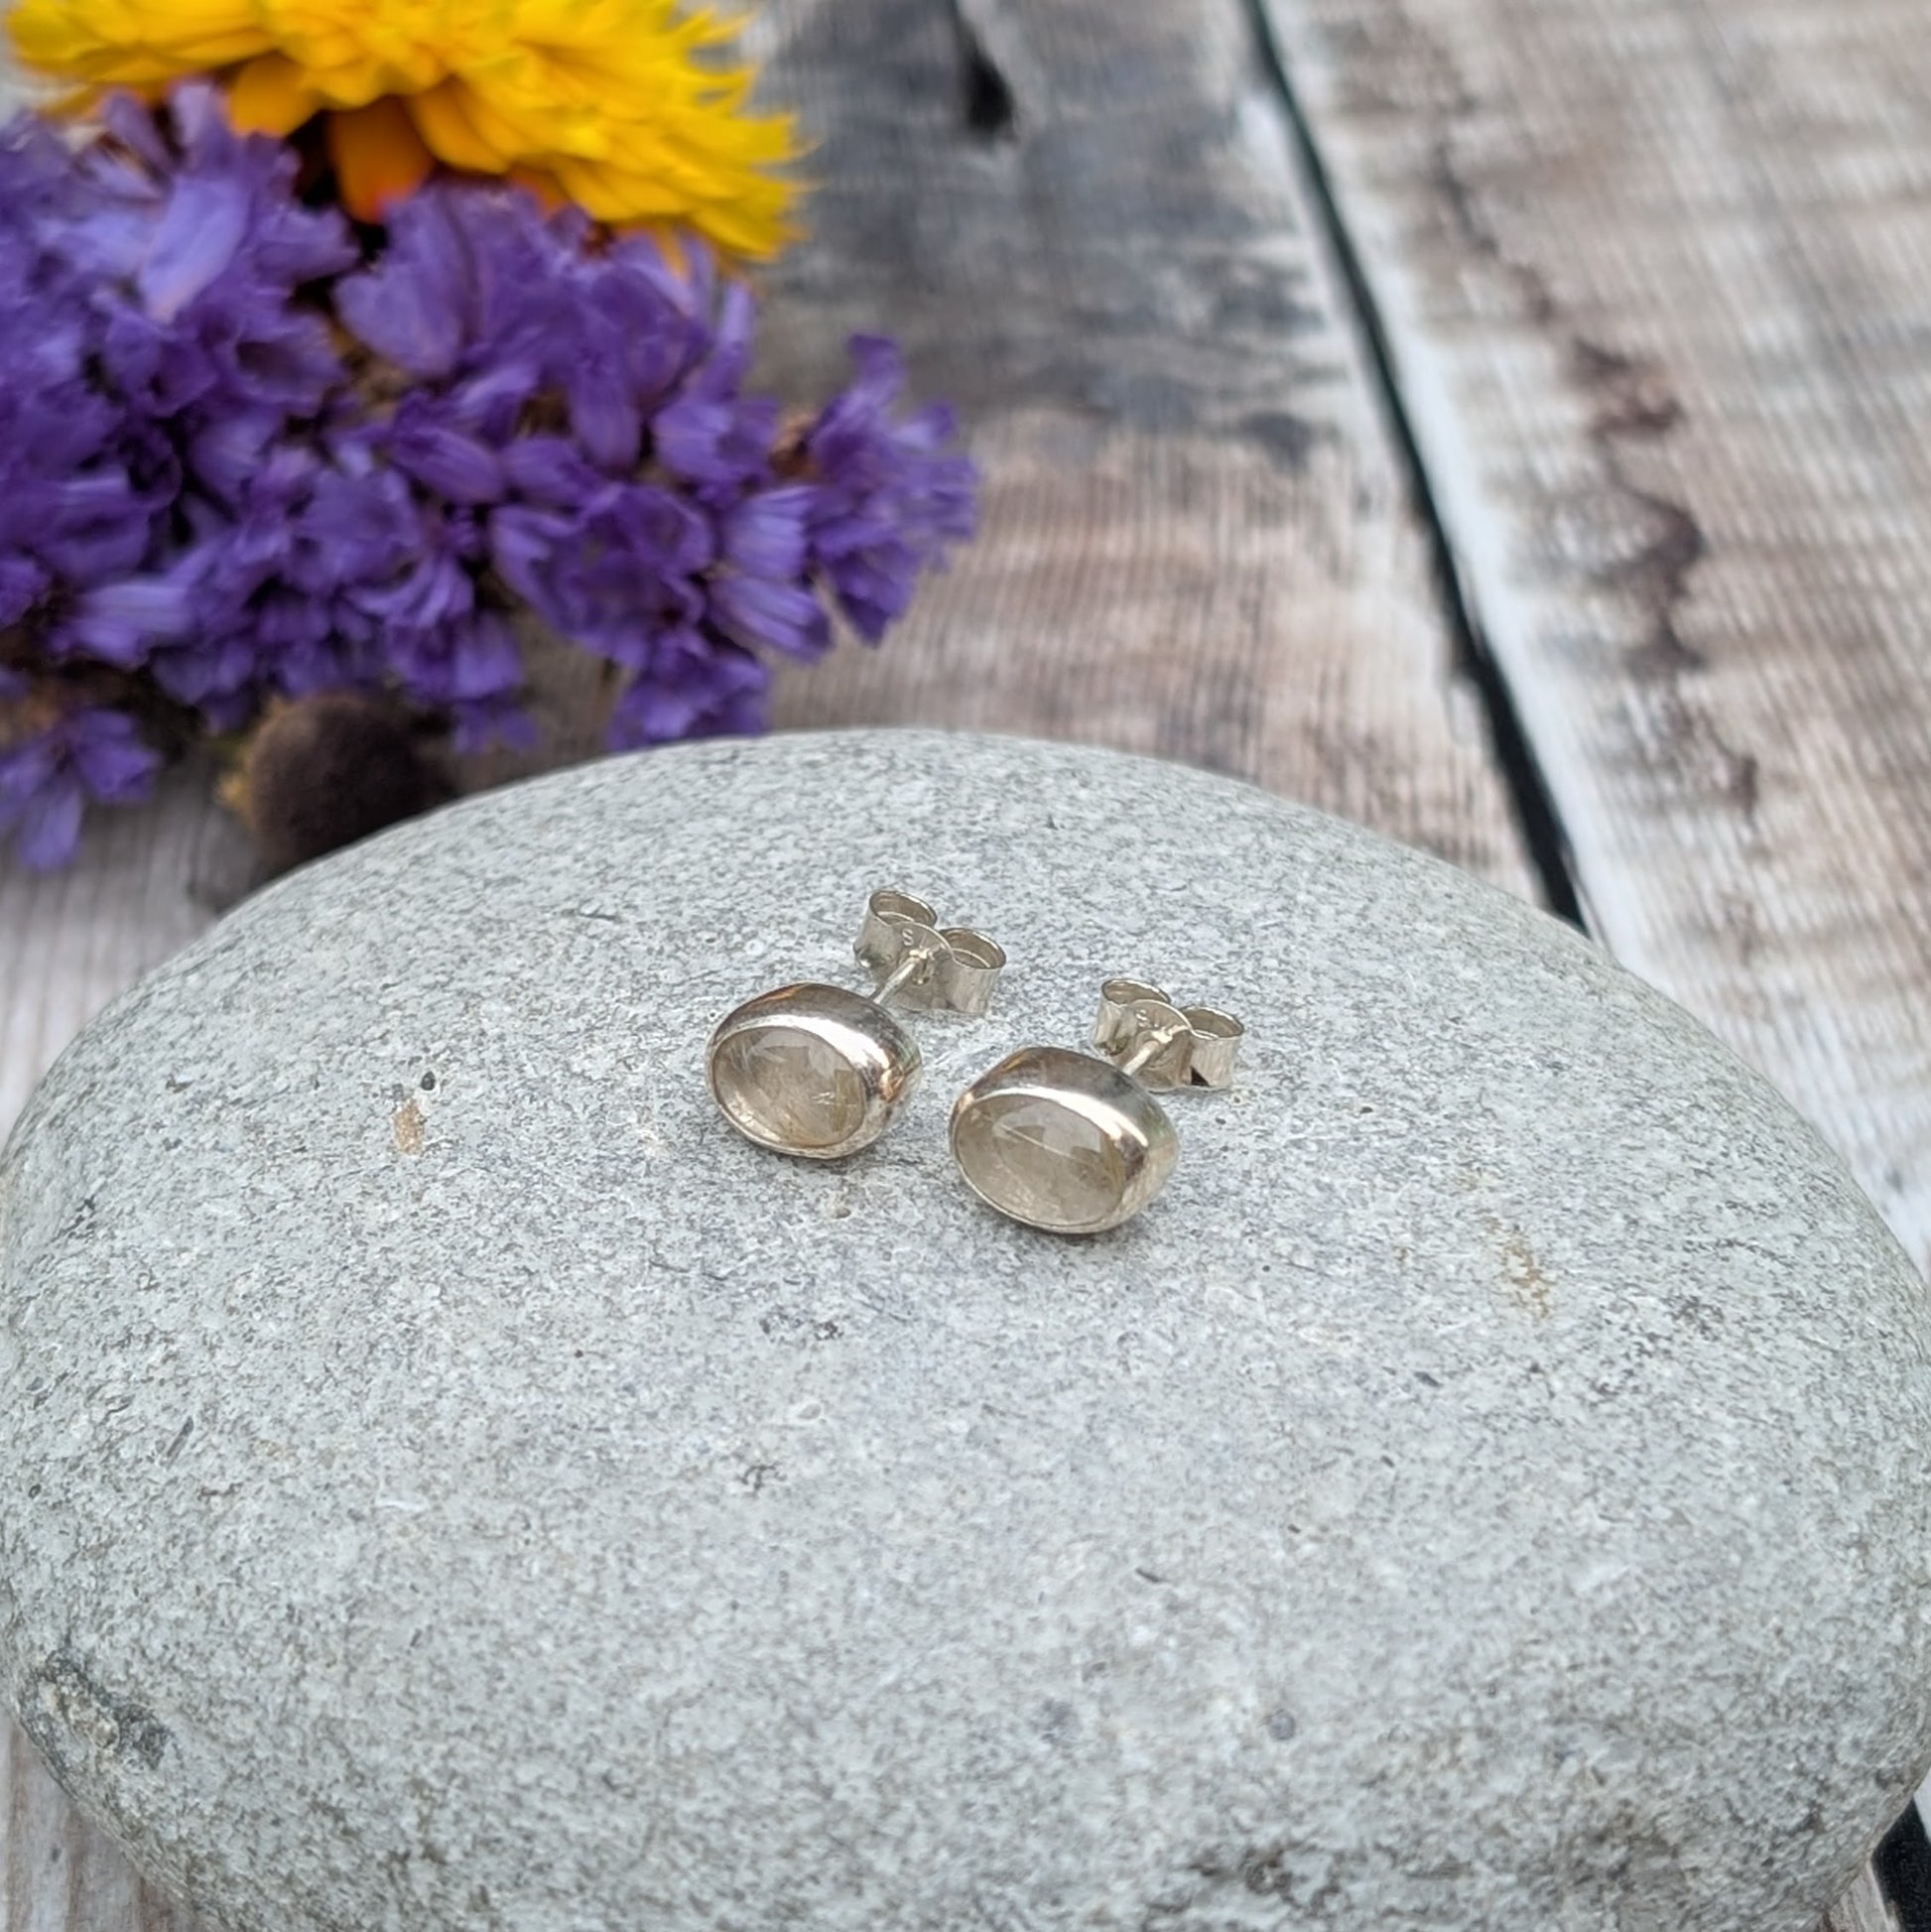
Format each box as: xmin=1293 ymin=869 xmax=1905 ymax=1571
xmin=8 ymin=0 xmax=801 ymax=255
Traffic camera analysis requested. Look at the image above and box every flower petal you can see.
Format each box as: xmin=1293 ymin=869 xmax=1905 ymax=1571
xmin=328 ymin=97 xmax=436 ymax=223
xmin=64 ymin=577 xmax=195 ymax=666
xmin=138 ymin=171 xmax=250 ymax=321
xmin=335 ymin=191 xmax=470 ymax=375
xmin=15 ymin=780 xmax=85 ymax=871
xmin=721 ymin=486 xmax=812 ymax=579
xmin=710 ymin=571 xmax=829 ymax=661
xmin=389 ymin=406 xmax=506 ymax=504
xmin=407 ymin=80 xmax=505 ymax=175
xmin=68 ymin=710 xmax=161 ymax=800
xmin=227 ymin=54 xmax=324 ymax=138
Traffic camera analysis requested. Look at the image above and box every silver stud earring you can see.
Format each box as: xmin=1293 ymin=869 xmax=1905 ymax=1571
xmin=950 ymin=978 xmax=1243 ymax=1233
xmin=708 ymin=890 xmax=1006 ymax=1160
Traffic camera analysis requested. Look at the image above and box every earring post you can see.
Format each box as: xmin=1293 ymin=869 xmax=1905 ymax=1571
xmin=856 ymin=889 xmax=1006 ymax=1017
xmin=1116 ymin=1018 xmax=1189 ymax=1081
xmin=872 ymin=942 xmax=940 ymax=1008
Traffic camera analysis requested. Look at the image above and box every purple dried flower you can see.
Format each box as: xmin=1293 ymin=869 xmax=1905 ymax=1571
xmin=550 ymin=221 xmax=714 ymax=470
xmin=337 ymin=189 xmax=595 ymax=422
xmin=0 ymin=86 xmax=357 ymax=697
xmin=386 ymin=607 xmax=523 ymax=711
xmin=334 ymin=191 xmax=474 ymax=380
xmin=500 ymin=436 xmax=604 ymax=507
xmin=62 ymin=575 xmax=193 ymax=669
xmin=608 ymin=631 xmax=770 ymax=750
xmin=0 ymin=706 xmax=161 ymax=869
xmin=1 ymin=94 xmax=977 ymax=868
xmin=492 ymin=483 xmax=710 ymax=670
xmin=387 ymin=394 xmax=507 ymax=506
xmin=708 ymin=487 xmax=830 ymax=661
xmin=652 ymin=282 xmax=778 ymax=494
xmin=0 ymin=125 xmax=163 ymax=637
xmin=77 ymin=84 xmax=355 ymax=423
xmin=806 ymin=335 xmax=978 ymax=641
xmin=332 ymin=184 xmax=975 ymax=748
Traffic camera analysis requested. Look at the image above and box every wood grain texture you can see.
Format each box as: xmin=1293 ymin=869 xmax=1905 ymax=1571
xmin=0 ymin=771 xmax=254 ymax=1135
xmin=0 ymin=2 xmax=1531 ymax=1927
xmin=758 ymin=0 xmax=1533 ymax=893
xmin=1826 ymin=1865 xmax=1906 ymax=1932
xmin=1261 ymin=0 xmax=1931 ymax=1268
xmin=2 ymin=1721 xmax=196 ymax=1932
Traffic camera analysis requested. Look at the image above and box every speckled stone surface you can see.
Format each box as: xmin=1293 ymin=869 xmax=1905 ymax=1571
xmin=3 ymin=730 xmax=1930 ymax=1932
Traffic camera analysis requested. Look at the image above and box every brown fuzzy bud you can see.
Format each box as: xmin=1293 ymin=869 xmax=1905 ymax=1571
xmin=226 ymin=694 xmax=454 ymax=875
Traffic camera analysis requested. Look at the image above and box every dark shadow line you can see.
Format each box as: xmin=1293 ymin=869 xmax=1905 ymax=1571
xmin=1241 ymin=0 xmax=1586 ymax=928
xmin=1876 ymin=1802 xmax=1931 ymax=1931
xmin=944 ymin=0 xmax=1018 ymax=139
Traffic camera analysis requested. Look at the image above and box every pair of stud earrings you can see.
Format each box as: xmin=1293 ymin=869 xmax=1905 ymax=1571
xmin=706 ymin=889 xmax=1243 ymax=1234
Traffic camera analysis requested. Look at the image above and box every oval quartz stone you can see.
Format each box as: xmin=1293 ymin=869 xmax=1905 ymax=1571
xmin=710 ymin=1023 xmax=869 ymax=1153
xmin=707 ymin=983 xmax=919 ymax=1159
xmin=951 ymin=1045 xmax=1179 ymax=1233
xmin=955 ymin=1093 xmax=1126 ymax=1227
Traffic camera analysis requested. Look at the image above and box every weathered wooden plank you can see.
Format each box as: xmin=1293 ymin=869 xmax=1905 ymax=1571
xmin=0 ymin=2 xmax=1533 ymax=1927
xmin=759 ymin=0 xmax=1533 ymax=894
xmin=1260 ymin=0 xmax=1931 ymax=1271
xmin=2 ymin=1729 xmax=192 ymax=1932
xmin=0 ymin=769 xmax=254 ymax=1134
xmin=1825 ymin=1865 xmax=1905 ymax=1932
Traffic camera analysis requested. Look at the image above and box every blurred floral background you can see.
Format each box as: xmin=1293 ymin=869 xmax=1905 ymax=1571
xmin=0 ymin=0 xmax=977 ymax=871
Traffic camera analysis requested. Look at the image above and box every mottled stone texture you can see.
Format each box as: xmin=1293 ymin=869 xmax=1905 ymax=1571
xmin=2 ymin=731 xmax=1928 ymax=1932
